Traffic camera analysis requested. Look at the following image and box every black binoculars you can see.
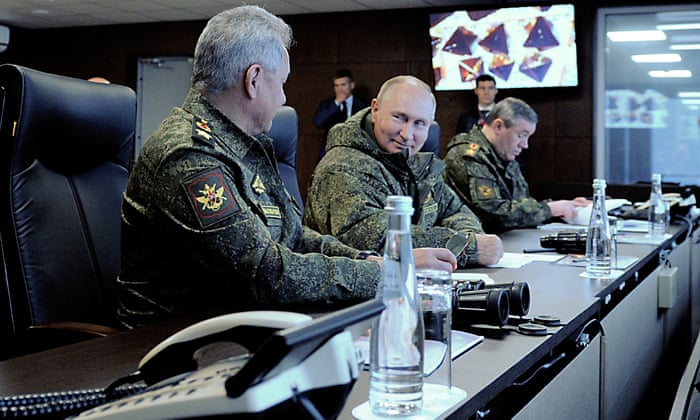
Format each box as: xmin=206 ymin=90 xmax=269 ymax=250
xmin=452 ymin=280 xmax=531 ymax=327
xmin=540 ymin=230 xmax=587 ymax=254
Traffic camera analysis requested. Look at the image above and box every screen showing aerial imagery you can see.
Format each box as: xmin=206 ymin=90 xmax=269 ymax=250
xmin=430 ymin=4 xmax=578 ymax=90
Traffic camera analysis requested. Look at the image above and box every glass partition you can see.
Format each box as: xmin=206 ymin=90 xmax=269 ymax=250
xmin=595 ymin=5 xmax=700 ymax=185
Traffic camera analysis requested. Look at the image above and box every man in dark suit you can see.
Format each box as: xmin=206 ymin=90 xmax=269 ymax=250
xmin=455 ymin=74 xmax=498 ymax=134
xmin=312 ymin=69 xmax=368 ymax=157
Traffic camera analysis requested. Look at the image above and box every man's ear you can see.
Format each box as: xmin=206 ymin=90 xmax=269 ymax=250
xmin=370 ymin=98 xmax=379 ymax=122
xmin=492 ymin=118 xmax=505 ymax=133
xmin=244 ymin=64 xmax=262 ymax=99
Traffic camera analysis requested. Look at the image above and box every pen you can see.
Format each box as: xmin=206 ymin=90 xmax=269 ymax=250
xmin=522 ymin=248 xmax=556 ymax=253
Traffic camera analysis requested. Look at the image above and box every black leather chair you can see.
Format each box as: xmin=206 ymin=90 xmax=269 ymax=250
xmin=422 ymin=121 xmax=441 ymax=157
xmin=268 ymin=105 xmax=304 ymax=212
xmin=0 ymin=64 xmax=136 ymax=359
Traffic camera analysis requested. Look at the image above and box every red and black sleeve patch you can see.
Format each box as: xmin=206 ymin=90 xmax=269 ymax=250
xmin=182 ymin=167 xmax=240 ymax=228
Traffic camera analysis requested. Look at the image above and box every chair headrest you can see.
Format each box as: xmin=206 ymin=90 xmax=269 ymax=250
xmin=0 ymin=64 xmax=136 ymax=175
xmin=267 ymin=105 xmax=299 ymax=166
xmin=422 ymin=121 xmax=441 ymax=157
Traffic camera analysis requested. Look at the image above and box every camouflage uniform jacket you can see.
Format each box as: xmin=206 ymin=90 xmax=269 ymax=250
xmin=304 ymin=108 xmax=484 ymax=268
xmin=118 ymin=89 xmax=379 ymax=329
xmin=443 ymin=126 xmax=552 ymax=232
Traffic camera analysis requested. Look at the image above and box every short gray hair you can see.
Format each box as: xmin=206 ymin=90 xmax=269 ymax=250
xmin=487 ymin=97 xmax=538 ymax=128
xmin=192 ymin=6 xmax=293 ymax=95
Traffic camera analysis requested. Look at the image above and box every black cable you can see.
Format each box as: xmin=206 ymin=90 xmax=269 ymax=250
xmin=103 ymin=370 xmax=145 ymax=399
xmin=291 ymin=387 xmax=324 ymax=420
xmin=511 ymin=352 xmax=566 ymax=387
xmin=573 ymin=318 xmax=606 ymax=349
xmin=671 ymin=213 xmax=692 ymax=243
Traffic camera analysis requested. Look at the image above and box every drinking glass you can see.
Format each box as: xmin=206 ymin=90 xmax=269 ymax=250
xmin=417 ymin=269 xmax=452 ymax=396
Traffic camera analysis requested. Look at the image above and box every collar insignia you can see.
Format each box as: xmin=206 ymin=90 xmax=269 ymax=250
xmin=192 ymin=117 xmax=213 ymax=142
xmin=195 ymin=128 xmax=211 ymax=140
xmin=195 ymin=118 xmax=211 ymax=133
xmin=252 ymin=175 xmax=266 ymax=195
xmin=465 ymin=142 xmax=479 ymax=157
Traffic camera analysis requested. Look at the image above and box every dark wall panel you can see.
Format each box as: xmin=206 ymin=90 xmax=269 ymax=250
xmin=0 ymin=4 xmax=605 ymax=202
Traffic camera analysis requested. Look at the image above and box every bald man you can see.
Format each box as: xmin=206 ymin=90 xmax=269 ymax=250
xmin=305 ymin=75 xmax=503 ymax=268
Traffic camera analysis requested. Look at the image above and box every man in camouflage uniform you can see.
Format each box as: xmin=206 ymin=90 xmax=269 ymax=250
xmin=117 ymin=7 xmax=455 ymax=329
xmin=443 ymin=97 xmax=589 ymax=233
xmin=304 ymin=75 xmax=503 ymax=268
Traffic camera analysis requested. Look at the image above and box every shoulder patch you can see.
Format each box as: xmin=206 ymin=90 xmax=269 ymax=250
xmin=465 ymin=142 xmax=480 ymax=157
xmin=182 ymin=167 xmax=239 ymax=228
xmin=475 ymin=178 xmax=497 ymax=200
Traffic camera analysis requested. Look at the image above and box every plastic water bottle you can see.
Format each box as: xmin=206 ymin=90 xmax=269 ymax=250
xmin=585 ymin=179 xmax=612 ymax=277
xmin=369 ymin=195 xmax=424 ymax=416
xmin=648 ymin=173 xmax=668 ymax=239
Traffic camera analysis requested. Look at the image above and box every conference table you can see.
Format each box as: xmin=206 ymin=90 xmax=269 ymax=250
xmin=340 ymin=222 xmax=698 ymax=419
xmin=0 ymin=221 xmax=697 ymax=419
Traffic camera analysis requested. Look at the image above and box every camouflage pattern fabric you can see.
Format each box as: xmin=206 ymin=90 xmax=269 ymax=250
xmin=304 ymin=108 xmax=484 ymax=268
xmin=443 ymin=126 xmax=552 ymax=232
xmin=117 ymin=89 xmax=380 ymax=329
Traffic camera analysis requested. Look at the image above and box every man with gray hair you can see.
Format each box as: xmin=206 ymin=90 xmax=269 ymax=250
xmin=117 ymin=7 xmax=455 ymax=328
xmin=444 ymin=97 xmax=589 ymax=232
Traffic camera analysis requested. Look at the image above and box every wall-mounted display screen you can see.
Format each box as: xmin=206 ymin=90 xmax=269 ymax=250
xmin=430 ymin=4 xmax=578 ymax=91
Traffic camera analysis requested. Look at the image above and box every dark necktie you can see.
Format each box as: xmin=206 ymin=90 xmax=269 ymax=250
xmin=479 ymin=110 xmax=488 ymax=126
xmin=339 ymin=101 xmax=347 ymax=119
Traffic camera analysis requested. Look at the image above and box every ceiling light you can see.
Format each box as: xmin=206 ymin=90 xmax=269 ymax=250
xmin=607 ymin=30 xmax=666 ymax=42
xmin=681 ymin=99 xmax=700 ymax=105
xmin=631 ymin=53 xmax=681 ymax=63
xmin=657 ymin=23 xmax=700 ymax=31
xmin=670 ymin=44 xmax=700 ymax=50
xmin=648 ymin=70 xmax=692 ymax=78
xmin=678 ymin=92 xmax=700 ymax=98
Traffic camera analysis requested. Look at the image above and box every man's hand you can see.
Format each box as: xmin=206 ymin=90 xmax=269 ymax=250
xmin=365 ymin=248 xmax=457 ymax=273
xmin=414 ymin=248 xmax=458 ymax=272
xmin=549 ymin=197 xmax=591 ymax=220
xmin=335 ymin=91 xmax=350 ymax=104
xmin=475 ymin=234 xmax=503 ymax=265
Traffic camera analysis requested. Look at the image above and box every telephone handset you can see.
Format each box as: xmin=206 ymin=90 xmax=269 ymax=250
xmin=72 ymin=299 xmax=385 ymax=419
xmin=136 ymin=310 xmax=313 ymax=387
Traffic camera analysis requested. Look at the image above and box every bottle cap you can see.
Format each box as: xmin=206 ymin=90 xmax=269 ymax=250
xmin=385 ymin=195 xmax=414 ymax=215
xmin=592 ymin=178 xmax=606 ymax=189
xmin=651 ymin=173 xmax=662 ymax=183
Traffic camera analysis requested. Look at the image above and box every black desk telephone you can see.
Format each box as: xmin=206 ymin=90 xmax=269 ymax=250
xmin=1 ymin=299 xmax=384 ymax=420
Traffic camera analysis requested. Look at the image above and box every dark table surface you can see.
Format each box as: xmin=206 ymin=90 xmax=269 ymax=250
xmin=0 ymin=223 xmax=683 ymax=419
